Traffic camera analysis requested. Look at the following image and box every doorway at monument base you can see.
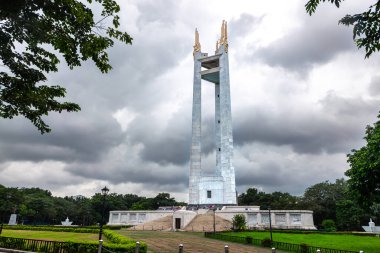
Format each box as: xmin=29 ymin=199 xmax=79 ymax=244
xmin=108 ymin=206 xmax=316 ymax=231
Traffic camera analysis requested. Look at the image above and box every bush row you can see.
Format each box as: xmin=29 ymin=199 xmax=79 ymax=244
xmin=3 ymin=225 xmax=98 ymax=233
xmin=0 ymin=236 xmax=146 ymax=253
xmin=103 ymin=230 xmax=133 ymax=244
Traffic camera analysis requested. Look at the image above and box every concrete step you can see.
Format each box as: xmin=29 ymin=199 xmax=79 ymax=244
xmin=183 ymin=212 xmax=232 ymax=232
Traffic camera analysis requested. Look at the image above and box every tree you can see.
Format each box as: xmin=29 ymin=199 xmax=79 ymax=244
xmin=269 ymin=191 xmax=300 ymax=210
xmin=336 ymin=199 xmax=365 ymax=230
xmin=299 ymin=179 xmax=347 ymax=227
xmin=0 ymin=0 xmax=132 ymax=133
xmin=232 ymin=214 xmax=247 ymax=231
xmin=346 ymin=115 xmax=380 ymax=211
xmin=238 ymin=188 xmax=300 ymax=210
xmin=306 ymin=0 xmax=380 ymax=57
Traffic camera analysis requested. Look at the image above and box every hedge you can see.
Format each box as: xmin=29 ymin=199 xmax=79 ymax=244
xmin=0 ymin=236 xmax=147 ymax=253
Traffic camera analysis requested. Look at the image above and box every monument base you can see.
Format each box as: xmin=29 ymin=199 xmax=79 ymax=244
xmin=108 ymin=205 xmax=316 ymax=231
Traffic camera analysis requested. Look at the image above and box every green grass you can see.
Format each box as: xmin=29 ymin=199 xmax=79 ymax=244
xmin=1 ymin=229 xmax=103 ymax=242
xmin=223 ymin=231 xmax=380 ymax=253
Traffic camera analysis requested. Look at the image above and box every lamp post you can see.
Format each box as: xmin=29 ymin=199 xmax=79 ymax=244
xmin=268 ymin=207 xmax=273 ymax=245
xmin=98 ymin=186 xmax=109 ymax=253
xmin=213 ymin=207 xmax=216 ymax=233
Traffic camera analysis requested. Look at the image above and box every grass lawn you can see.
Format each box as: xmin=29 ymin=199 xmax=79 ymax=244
xmin=1 ymin=229 xmax=103 ymax=242
xmin=223 ymin=231 xmax=380 ymax=253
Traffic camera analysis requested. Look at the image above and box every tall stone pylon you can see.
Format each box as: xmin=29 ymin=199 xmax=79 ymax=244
xmin=189 ymin=21 xmax=237 ymax=206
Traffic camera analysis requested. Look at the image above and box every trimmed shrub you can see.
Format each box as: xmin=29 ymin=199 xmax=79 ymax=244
xmin=261 ymin=238 xmax=272 ymax=247
xmin=103 ymin=230 xmax=133 ymax=244
xmin=0 ymin=236 xmax=146 ymax=253
xmin=232 ymin=214 xmax=247 ymax=231
xmin=300 ymin=243 xmax=309 ymax=253
xmin=321 ymin=219 xmax=337 ymax=232
xmin=245 ymin=236 xmax=253 ymax=244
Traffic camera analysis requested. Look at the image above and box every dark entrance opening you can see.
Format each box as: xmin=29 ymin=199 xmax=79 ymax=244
xmin=175 ymin=218 xmax=181 ymax=229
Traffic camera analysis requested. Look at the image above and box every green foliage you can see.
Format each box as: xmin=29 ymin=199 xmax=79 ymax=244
xmin=305 ymin=0 xmax=380 ymax=58
xmin=321 ymin=219 xmax=336 ymax=232
xmin=0 ymin=185 xmax=186 ymax=225
xmin=238 ymin=188 xmax=300 ymax=210
xmin=298 ymin=179 xmax=347 ymax=227
xmin=103 ymin=229 xmax=133 ymax=244
xmin=0 ymin=235 xmax=146 ymax=253
xmin=336 ymin=200 xmax=365 ymax=231
xmin=261 ymin=238 xmax=272 ymax=247
xmin=130 ymin=192 xmax=186 ymax=210
xmin=245 ymin=236 xmax=253 ymax=244
xmin=300 ymin=243 xmax=309 ymax=253
xmin=305 ymin=0 xmax=343 ymax=15
xmin=0 ymin=0 xmax=132 ymax=133
xmin=347 ymin=116 xmax=380 ymax=211
xmin=232 ymin=214 xmax=247 ymax=231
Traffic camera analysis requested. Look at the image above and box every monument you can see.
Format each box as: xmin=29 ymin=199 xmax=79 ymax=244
xmin=189 ymin=20 xmax=236 ymax=206
xmin=107 ymin=21 xmax=316 ymax=231
xmin=61 ymin=217 xmax=73 ymax=226
xmin=362 ymin=218 xmax=380 ymax=233
xmin=8 ymin=214 xmax=17 ymax=225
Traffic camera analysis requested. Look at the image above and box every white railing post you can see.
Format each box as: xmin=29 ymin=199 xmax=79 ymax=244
xmin=135 ymin=241 xmax=140 ymax=253
xmin=97 ymin=239 xmax=103 ymax=253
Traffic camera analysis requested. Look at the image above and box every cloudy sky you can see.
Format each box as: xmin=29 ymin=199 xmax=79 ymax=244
xmin=1 ymin=0 xmax=380 ymax=202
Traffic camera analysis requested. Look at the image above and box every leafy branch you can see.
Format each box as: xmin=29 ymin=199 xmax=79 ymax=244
xmin=305 ymin=0 xmax=380 ymax=57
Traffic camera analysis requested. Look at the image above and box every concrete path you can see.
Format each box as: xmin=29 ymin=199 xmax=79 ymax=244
xmin=119 ymin=230 xmax=286 ymax=253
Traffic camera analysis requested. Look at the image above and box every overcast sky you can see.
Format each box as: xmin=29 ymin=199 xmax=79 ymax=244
xmin=1 ymin=0 xmax=380 ymax=202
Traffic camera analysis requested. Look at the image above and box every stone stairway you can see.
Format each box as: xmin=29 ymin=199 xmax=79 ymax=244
xmin=183 ymin=210 xmax=232 ymax=232
xmin=128 ymin=215 xmax=173 ymax=231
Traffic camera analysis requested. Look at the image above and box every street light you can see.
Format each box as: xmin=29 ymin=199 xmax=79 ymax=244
xmin=268 ymin=207 xmax=273 ymax=245
xmin=213 ymin=207 xmax=216 ymax=233
xmin=98 ymin=186 xmax=109 ymax=253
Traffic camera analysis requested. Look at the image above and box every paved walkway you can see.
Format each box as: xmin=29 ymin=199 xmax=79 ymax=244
xmin=119 ymin=231 xmax=285 ymax=253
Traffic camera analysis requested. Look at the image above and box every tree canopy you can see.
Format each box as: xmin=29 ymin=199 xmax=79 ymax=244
xmin=0 ymin=186 xmax=184 ymax=225
xmin=347 ymin=114 xmax=380 ymax=210
xmin=306 ymin=0 xmax=380 ymax=57
xmin=0 ymin=0 xmax=132 ymax=133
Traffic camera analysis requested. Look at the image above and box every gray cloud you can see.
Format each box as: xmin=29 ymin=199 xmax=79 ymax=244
xmin=229 ymin=13 xmax=263 ymax=42
xmin=0 ymin=109 xmax=125 ymax=163
xmin=0 ymin=0 xmax=378 ymax=201
xmin=369 ymin=75 xmax=380 ymax=96
xmin=252 ymin=11 xmax=355 ymax=74
xmin=233 ymin=93 xmax=379 ymax=154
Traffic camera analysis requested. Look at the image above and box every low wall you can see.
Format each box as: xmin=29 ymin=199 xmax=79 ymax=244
xmin=216 ymin=209 xmax=315 ymax=230
xmin=108 ymin=210 xmax=173 ymax=225
xmin=108 ymin=207 xmax=316 ymax=230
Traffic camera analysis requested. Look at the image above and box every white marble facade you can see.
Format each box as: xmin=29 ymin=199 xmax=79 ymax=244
xmin=189 ymin=22 xmax=236 ymax=206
